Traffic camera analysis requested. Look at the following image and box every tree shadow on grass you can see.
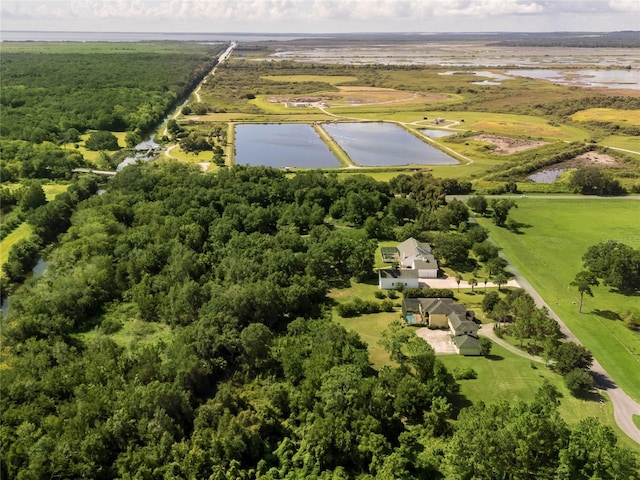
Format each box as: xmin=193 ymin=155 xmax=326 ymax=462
xmin=592 ymin=309 xmax=621 ymax=321
xmin=449 ymin=393 xmax=474 ymax=419
xmin=486 ymin=354 xmax=504 ymax=361
xmin=507 ymin=221 xmax=532 ymax=235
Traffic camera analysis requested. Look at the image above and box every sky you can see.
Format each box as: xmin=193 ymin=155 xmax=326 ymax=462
xmin=1 ymin=0 xmax=639 ymax=34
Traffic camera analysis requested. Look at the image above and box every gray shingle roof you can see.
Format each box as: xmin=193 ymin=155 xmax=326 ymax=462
xmin=379 ymin=269 xmax=419 ymax=279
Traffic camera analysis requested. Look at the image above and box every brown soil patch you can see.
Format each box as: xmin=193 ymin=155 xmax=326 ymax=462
xmin=318 ymin=86 xmax=449 ymax=106
xmin=554 ymin=151 xmax=627 ymax=169
xmin=472 ymin=134 xmax=548 ymax=154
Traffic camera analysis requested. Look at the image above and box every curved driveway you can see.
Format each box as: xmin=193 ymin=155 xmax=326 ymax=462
xmin=495 ymin=256 xmax=640 ymax=444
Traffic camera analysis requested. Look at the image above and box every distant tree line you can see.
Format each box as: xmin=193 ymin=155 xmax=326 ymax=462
xmin=0 ymin=44 xmax=222 ymax=145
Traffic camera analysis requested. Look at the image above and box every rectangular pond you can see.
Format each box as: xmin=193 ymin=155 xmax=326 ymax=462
xmin=323 ymin=122 xmax=458 ymax=166
xmin=235 ymin=124 xmax=341 ymax=168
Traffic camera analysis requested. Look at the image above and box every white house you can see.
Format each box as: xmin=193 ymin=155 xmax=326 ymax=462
xmin=396 ymin=237 xmax=439 ymax=278
xmin=378 ymin=269 xmax=419 ymax=290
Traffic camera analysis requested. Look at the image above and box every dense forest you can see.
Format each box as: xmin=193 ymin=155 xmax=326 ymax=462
xmin=2 ymin=162 xmax=637 ymax=479
xmin=0 ymin=43 xmax=223 ymax=145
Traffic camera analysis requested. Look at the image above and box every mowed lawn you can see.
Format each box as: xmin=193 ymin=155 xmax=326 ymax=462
xmin=330 ymin=278 xmax=640 ymax=451
xmin=477 ymin=199 xmax=640 ymax=403
xmin=440 ymin=342 xmax=640 ymax=452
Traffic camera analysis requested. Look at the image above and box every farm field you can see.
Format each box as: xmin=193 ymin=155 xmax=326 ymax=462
xmin=477 ymin=199 xmax=640 ymax=403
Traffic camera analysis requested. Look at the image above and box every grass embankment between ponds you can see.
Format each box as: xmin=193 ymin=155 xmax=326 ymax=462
xmin=477 ymin=199 xmax=640 ymax=404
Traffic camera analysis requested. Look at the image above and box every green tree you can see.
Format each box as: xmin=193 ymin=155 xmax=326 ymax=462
xmin=489 ymin=198 xmax=517 ymax=227
xmin=455 ymin=272 xmax=462 ymax=292
xmin=479 ymin=337 xmax=492 ymax=357
xmin=467 ymin=194 xmax=488 ymax=215
xmin=379 ymin=320 xmax=412 ymax=364
xmin=569 ymin=167 xmax=625 ymax=196
xmin=85 ymin=130 xmax=120 ymax=151
xmin=19 ymin=181 xmax=47 ymax=210
xmin=582 ymin=240 xmax=640 ymax=293
xmin=564 ymin=368 xmax=594 ymax=397
xmin=557 ymin=417 xmax=638 ymax=479
xmin=492 ymin=272 xmax=508 ymax=291
xmin=2 ymin=236 xmax=41 ymax=284
xmin=570 ymin=271 xmax=599 ymax=313
xmin=553 ymin=342 xmax=593 ymax=375
xmin=469 ymin=277 xmax=478 ymax=292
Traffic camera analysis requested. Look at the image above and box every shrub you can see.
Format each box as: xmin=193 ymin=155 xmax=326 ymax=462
xmin=479 ymin=337 xmax=493 ymax=357
xmin=374 ymin=290 xmax=386 ymax=299
xmin=403 ymin=287 xmax=454 ymax=299
xmin=387 ymin=290 xmax=398 ymax=299
xmin=101 ymin=317 xmax=124 ymax=335
xmin=453 ymin=367 xmax=478 ymax=380
xmin=380 ymin=299 xmax=395 ymax=312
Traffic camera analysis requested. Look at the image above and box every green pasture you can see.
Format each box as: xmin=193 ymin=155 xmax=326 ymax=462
xmin=260 ymin=75 xmax=358 ymax=85
xmin=440 ymin=343 xmax=640 ymax=452
xmin=600 ymin=134 xmax=640 ymax=154
xmin=164 ymin=145 xmax=213 ymax=164
xmin=572 ymin=108 xmax=640 ymax=127
xmin=334 ymin=311 xmax=400 ymax=369
xmin=477 ymin=199 xmax=640 ymax=403
xmin=0 ymin=223 xmax=33 ymax=270
xmin=42 ymin=184 xmax=70 ymax=201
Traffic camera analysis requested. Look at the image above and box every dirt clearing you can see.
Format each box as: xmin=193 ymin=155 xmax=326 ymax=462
xmin=554 ymin=151 xmax=628 ymax=169
xmin=472 ymin=134 xmax=548 ymax=154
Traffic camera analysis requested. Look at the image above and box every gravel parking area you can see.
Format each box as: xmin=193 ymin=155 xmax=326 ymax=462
xmin=415 ymin=327 xmax=458 ymax=354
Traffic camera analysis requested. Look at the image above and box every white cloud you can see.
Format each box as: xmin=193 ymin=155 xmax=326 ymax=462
xmin=1 ymin=0 xmax=638 ymax=31
xmin=609 ymin=0 xmax=640 ymax=12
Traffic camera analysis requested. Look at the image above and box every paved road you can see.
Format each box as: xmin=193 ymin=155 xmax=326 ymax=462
xmin=447 ymin=194 xmax=640 ymax=201
xmin=497 ymin=253 xmax=640 ymax=444
xmin=478 ymin=323 xmax=545 ymax=364
xmin=163 ymin=41 xmax=237 ymax=138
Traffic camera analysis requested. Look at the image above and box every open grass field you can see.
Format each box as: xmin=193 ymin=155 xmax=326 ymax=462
xmin=439 ymin=342 xmax=640 ymax=452
xmin=80 ymin=319 xmax=172 ymax=350
xmin=599 ymin=134 xmax=640 ymax=154
xmin=476 ymin=199 xmax=640 ymax=403
xmin=261 ymin=75 xmax=358 ymax=84
xmin=0 ymin=223 xmax=33 ymax=270
xmin=42 ymin=183 xmax=70 ymax=201
xmin=572 ymin=108 xmax=640 ymax=127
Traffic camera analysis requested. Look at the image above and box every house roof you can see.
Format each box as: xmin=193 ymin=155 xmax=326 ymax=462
xmin=414 ymin=258 xmax=437 ymax=270
xmin=403 ymin=298 xmax=421 ymax=311
xmin=397 ymin=237 xmax=433 ymax=261
xmin=415 ymin=298 xmax=466 ymax=315
xmin=379 ymin=268 xmax=419 ymax=280
xmin=449 ymin=313 xmax=479 ymax=335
